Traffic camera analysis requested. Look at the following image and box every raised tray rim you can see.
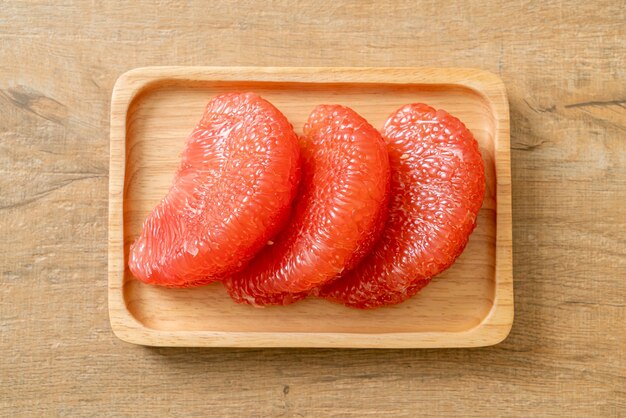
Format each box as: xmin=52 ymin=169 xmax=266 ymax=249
xmin=108 ymin=66 xmax=513 ymax=348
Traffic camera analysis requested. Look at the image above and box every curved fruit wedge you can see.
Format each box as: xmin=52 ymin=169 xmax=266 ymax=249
xmin=128 ymin=93 xmax=300 ymax=288
xmin=320 ymin=104 xmax=485 ymax=309
xmin=225 ymin=105 xmax=391 ymax=306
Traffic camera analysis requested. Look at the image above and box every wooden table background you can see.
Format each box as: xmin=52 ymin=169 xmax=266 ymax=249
xmin=1 ymin=1 xmax=624 ymax=416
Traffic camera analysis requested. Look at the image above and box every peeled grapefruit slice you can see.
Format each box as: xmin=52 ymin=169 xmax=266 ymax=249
xmin=225 ymin=105 xmax=391 ymax=306
xmin=128 ymin=93 xmax=300 ymax=288
xmin=320 ymin=104 xmax=485 ymax=308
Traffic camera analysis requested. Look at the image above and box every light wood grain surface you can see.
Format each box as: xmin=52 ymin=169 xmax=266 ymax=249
xmin=1 ymin=1 xmax=624 ymax=416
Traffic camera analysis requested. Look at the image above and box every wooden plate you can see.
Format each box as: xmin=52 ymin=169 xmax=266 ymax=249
xmin=109 ymin=67 xmax=513 ymax=348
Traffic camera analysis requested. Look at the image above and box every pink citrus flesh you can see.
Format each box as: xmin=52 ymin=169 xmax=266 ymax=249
xmin=225 ymin=105 xmax=391 ymax=306
xmin=320 ymin=103 xmax=485 ymax=309
xmin=128 ymin=93 xmax=300 ymax=288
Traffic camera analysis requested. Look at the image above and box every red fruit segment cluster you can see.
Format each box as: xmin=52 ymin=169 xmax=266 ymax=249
xmin=128 ymin=95 xmax=485 ymax=310
xmin=224 ymin=105 xmax=390 ymax=306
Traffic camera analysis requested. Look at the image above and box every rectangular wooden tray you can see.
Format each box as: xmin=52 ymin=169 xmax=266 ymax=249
xmin=109 ymin=67 xmax=513 ymax=348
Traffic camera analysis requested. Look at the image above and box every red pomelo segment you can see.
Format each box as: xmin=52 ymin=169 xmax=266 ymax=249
xmin=320 ymin=103 xmax=485 ymax=309
xmin=225 ymin=105 xmax=391 ymax=306
xmin=128 ymin=93 xmax=300 ymax=288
